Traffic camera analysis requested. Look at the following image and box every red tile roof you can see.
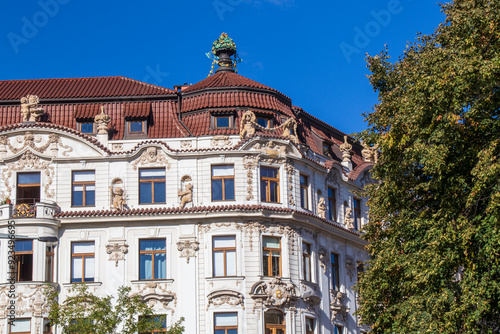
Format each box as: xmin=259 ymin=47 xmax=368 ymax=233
xmin=0 ymin=76 xmax=176 ymax=100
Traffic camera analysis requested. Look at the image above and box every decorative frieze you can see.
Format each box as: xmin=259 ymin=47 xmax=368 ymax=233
xmin=207 ymin=290 xmax=244 ymax=310
xmin=105 ymin=242 xmax=129 ymax=267
xmin=132 ymin=147 xmax=171 ymax=170
xmin=0 ymin=283 xmax=55 ymax=318
xmin=243 ymin=155 xmax=258 ymax=200
xmin=284 ymin=161 xmax=295 ymax=206
xmin=132 ymin=282 xmax=177 ymax=311
xmin=211 ymin=135 xmax=232 ymax=147
xmin=0 ymin=132 xmax=72 ymax=157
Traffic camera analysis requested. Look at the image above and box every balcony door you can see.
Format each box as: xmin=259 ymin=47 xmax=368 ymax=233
xmin=17 ymin=172 xmax=40 ymax=204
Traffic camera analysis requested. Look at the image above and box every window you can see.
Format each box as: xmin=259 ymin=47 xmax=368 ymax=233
xmin=334 ymin=325 xmax=344 ymax=334
xmin=78 ymin=121 xmax=95 ymax=134
xmin=305 ymin=317 xmax=315 ymax=334
xmin=262 ymin=236 xmax=281 ymax=277
xmin=215 ymin=116 xmax=231 ymax=128
xmin=303 ymin=242 xmax=311 ymax=281
xmin=331 ymin=253 xmax=340 ymax=291
xmin=328 ymin=187 xmax=336 ymax=221
xmin=354 ymin=198 xmax=361 ymax=230
xmin=45 ymin=245 xmax=55 ymax=282
xmin=15 ymin=240 xmax=33 ymax=282
xmin=129 ymin=120 xmax=145 ymax=133
xmin=72 ymin=171 xmax=95 ymax=207
xmin=9 ymin=318 xmax=30 ymax=334
xmin=260 ymin=167 xmax=279 ymax=203
xmin=141 ymin=315 xmax=167 ymax=333
xmin=139 ymin=239 xmax=166 ymax=280
xmin=212 ymin=166 xmax=235 ymax=201
xmin=17 ymin=172 xmax=40 ymax=204
xmin=139 ymin=168 xmax=166 ymax=204
xmin=300 ymin=174 xmax=309 ymax=209
xmin=257 ymin=117 xmax=271 ymax=128
xmin=43 ymin=318 xmax=53 ymax=334
xmin=323 ymin=142 xmax=331 ymax=157
xmin=71 ymin=242 xmax=95 ymax=283
xmin=214 ymin=313 xmax=238 ymax=334
xmin=213 ymin=236 xmax=236 ymax=277
xmin=264 ymin=310 xmax=285 ymax=334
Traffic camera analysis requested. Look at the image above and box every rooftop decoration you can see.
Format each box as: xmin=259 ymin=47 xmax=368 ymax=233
xmin=206 ymin=33 xmax=242 ymax=76
xmin=20 ymin=95 xmax=44 ymax=122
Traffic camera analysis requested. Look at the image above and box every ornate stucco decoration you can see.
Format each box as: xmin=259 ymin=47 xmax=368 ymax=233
xmin=0 ymin=132 xmax=72 ymax=157
xmin=240 ymin=110 xmax=257 ymax=139
xmin=344 ymin=206 xmax=354 ymax=229
xmin=319 ymin=248 xmax=328 ymax=274
xmin=105 ymin=242 xmax=129 ymax=267
xmin=211 ymin=135 xmax=232 ymax=147
xmin=361 ymin=142 xmax=379 ymax=163
xmin=132 ymin=282 xmax=177 ymax=311
xmin=207 ymin=290 xmax=244 ymax=310
xmin=330 ymin=290 xmax=349 ymax=322
xmin=1 ymin=151 xmax=55 ymax=200
xmin=252 ymin=140 xmax=288 ymax=157
xmin=243 ymin=155 xmax=258 ymax=200
xmin=111 ymin=143 xmax=123 ymax=152
xmin=250 ymin=277 xmax=299 ymax=311
xmin=302 ymin=282 xmax=322 ymax=311
xmin=0 ymin=283 xmax=55 ymax=318
xmin=178 ymin=175 xmax=193 ymax=208
xmin=95 ymin=106 xmax=111 ymax=134
xmin=176 ymin=239 xmax=199 ymax=263
xmin=340 ymin=135 xmax=352 ymax=163
xmin=110 ymin=178 xmax=126 ymax=211
xmin=282 ymin=118 xmax=299 ymax=144
xmin=345 ymin=257 xmax=356 ymax=282
xmin=284 ymin=160 xmax=296 ymax=206
xmin=237 ymin=222 xmax=299 ymax=254
xmin=132 ymin=147 xmax=171 ymax=170
xmin=20 ymin=95 xmax=44 ymax=122
xmin=180 ymin=140 xmax=192 ymax=149
xmin=317 ymin=197 xmax=326 ymax=218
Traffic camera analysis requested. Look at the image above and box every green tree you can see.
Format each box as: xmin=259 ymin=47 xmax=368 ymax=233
xmin=47 ymin=284 xmax=184 ymax=334
xmin=356 ymin=0 xmax=500 ymax=333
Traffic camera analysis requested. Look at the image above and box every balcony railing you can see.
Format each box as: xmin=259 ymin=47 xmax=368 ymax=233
xmin=0 ymin=201 xmax=60 ymax=220
xmin=13 ymin=202 xmax=36 ymax=218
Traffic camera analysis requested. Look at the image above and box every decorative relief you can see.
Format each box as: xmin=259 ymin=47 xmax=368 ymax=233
xmin=237 ymin=222 xmax=299 ymax=255
xmin=111 ymin=143 xmax=124 ymax=152
xmin=330 ymin=290 xmax=349 ymax=322
xmin=240 ymin=110 xmax=257 ymax=139
xmin=207 ymin=290 xmax=244 ymax=310
xmin=284 ymin=161 xmax=295 ymax=206
xmin=105 ymin=242 xmax=129 ymax=267
xmin=211 ymin=135 xmax=232 ymax=147
xmin=250 ymin=277 xmax=299 ymax=311
xmin=1 ymin=151 xmax=55 ymax=200
xmin=236 ymin=222 xmax=267 ymax=251
xmin=344 ymin=206 xmax=354 ymax=230
xmin=361 ymin=142 xmax=379 ymax=163
xmin=178 ymin=175 xmax=193 ymax=208
xmin=340 ymin=135 xmax=352 ymax=163
xmin=0 ymin=283 xmax=55 ymax=318
xmin=319 ymin=248 xmax=328 ymax=274
xmin=281 ymin=118 xmax=299 ymax=144
xmin=243 ymin=155 xmax=258 ymax=200
xmin=317 ymin=197 xmax=326 ymax=218
xmin=20 ymin=95 xmax=44 ymax=122
xmin=176 ymin=239 xmax=199 ymax=263
xmin=132 ymin=147 xmax=171 ymax=170
xmin=180 ymin=140 xmax=192 ymax=149
xmin=132 ymin=282 xmax=177 ymax=311
xmin=252 ymin=140 xmax=288 ymax=156
xmin=239 ymin=110 xmax=299 ymax=144
xmin=0 ymin=132 xmax=72 ymax=157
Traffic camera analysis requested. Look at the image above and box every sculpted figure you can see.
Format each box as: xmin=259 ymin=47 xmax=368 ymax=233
xmin=240 ymin=110 xmax=256 ymax=139
xmin=317 ymin=197 xmax=326 ymax=218
xmin=20 ymin=95 xmax=44 ymax=122
xmin=111 ymin=187 xmax=126 ymax=211
xmin=345 ymin=207 xmax=354 ymax=229
xmin=178 ymin=183 xmax=193 ymax=208
xmin=282 ymin=118 xmax=298 ymax=143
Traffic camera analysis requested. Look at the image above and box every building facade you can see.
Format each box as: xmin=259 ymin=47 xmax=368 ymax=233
xmin=0 ymin=34 xmax=375 ymax=334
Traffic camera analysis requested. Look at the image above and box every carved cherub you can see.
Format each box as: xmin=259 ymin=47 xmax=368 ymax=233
xmin=178 ymin=183 xmax=193 ymax=208
xmin=111 ymin=187 xmax=126 ymax=211
xmin=345 ymin=207 xmax=354 ymax=229
xmin=20 ymin=95 xmax=44 ymax=122
xmin=240 ymin=110 xmax=257 ymax=139
xmin=317 ymin=197 xmax=326 ymax=218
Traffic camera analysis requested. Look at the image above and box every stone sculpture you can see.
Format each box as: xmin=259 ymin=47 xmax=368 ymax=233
xmin=20 ymin=95 xmax=44 ymax=122
xmin=240 ymin=110 xmax=257 ymax=139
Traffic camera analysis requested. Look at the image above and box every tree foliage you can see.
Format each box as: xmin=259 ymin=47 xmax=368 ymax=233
xmin=356 ymin=0 xmax=500 ymax=332
xmin=46 ymin=284 xmax=184 ymax=334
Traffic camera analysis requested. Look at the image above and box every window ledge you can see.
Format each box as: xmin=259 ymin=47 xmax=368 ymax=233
xmin=205 ymin=276 xmax=245 ymax=281
xmin=0 ymin=281 xmax=55 ymax=286
xmin=62 ymin=282 xmax=102 ymax=287
xmin=131 ymin=279 xmax=174 ymax=284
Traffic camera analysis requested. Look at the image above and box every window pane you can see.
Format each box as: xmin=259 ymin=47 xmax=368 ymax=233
xmin=213 ymin=236 xmax=236 ymax=248
xmin=304 ymin=257 xmax=311 ymax=281
xmin=213 ymin=251 xmax=225 ymax=277
xmin=14 ymin=240 xmax=32 ymax=252
xmin=72 ymin=257 xmax=82 ymax=282
xmin=335 ymin=325 xmax=344 ymax=334
xmin=140 ymin=169 xmax=165 ymax=179
xmin=224 ymin=179 xmax=235 ymax=200
xmin=212 ymin=165 xmax=234 ymax=176
xmin=139 ymin=182 xmax=152 ymax=203
xmin=226 ymin=250 xmax=236 ymax=276
xmin=263 ymin=237 xmax=280 ymax=248
xmin=263 ymin=251 xmax=270 ymax=275
xmin=269 ymin=181 xmax=278 ymax=202
xmin=154 ymin=253 xmax=166 ymax=279
xmin=216 ymin=117 xmax=230 ymax=128
xmin=215 ymin=313 xmax=237 ymax=326
xmin=11 ymin=318 xmax=30 ymax=332
xmin=130 ymin=121 xmax=143 ymax=132
xmin=18 ymin=172 xmax=40 ymax=184
xmin=73 ymin=242 xmax=94 ymax=253
xmin=80 ymin=122 xmax=94 ymax=133
xmin=73 ymin=171 xmax=95 ymax=182
xmin=86 ymin=189 xmax=95 ymax=206
xmin=84 ymin=257 xmax=94 ymax=281
xmin=140 ymin=239 xmax=166 ymax=251
xmin=271 ymin=252 xmax=280 ymax=276
xmin=140 ymin=254 xmax=152 ymax=280
xmin=261 ymin=167 xmax=278 ymax=178
xmin=212 ymin=179 xmax=223 ymax=201
xmin=300 ymin=174 xmax=307 ymax=185
xmin=72 ymin=188 xmax=83 ymax=206
xmin=260 ymin=180 xmax=267 ymax=201
xmin=153 ymin=181 xmax=166 ymax=203
xmin=257 ymin=118 xmax=269 ymax=128
xmin=227 ymin=329 xmax=238 ymax=334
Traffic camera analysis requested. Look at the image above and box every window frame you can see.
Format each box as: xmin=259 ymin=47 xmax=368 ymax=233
xmin=77 ymin=121 xmax=96 ymax=135
xmin=212 ymin=235 xmax=237 ymax=277
xmin=71 ymin=170 xmax=96 ymax=207
xmin=334 ymin=324 xmax=344 ymax=334
xmin=15 ymin=239 xmax=33 ymax=282
xmin=214 ymin=115 xmax=232 ymax=129
xmin=262 ymin=236 xmax=281 ymax=277
xmin=353 ymin=198 xmax=362 ymax=230
xmin=331 ymin=253 xmax=340 ymax=291
xmin=139 ymin=239 xmax=167 ymax=280
xmin=300 ymin=174 xmax=309 ymax=209
xmin=71 ymin=241 xmax=95 ymax=283
xmin=16 ymin=171 xmax=41 ymax=205
xmin=264 ymin=310 xmax=286 ymax=333
xmin=128 ymin=120 xmax=146 ymax=134
xmin=302 ymin=242 xmax=312 ymax=282
xmin=139 ymin=168 xmax=166 ymax=204
xmin=211 ymin=165 xmax=235 ymax=202
xmin=45 ymin=244 xmax=55 ymax=283
xmin=305 ymin=317 xmax=315 ymax=334
xmin=9 ymin=318 xmax=31 ymax=334
xmin=260 ymin=166 xmax=280 ymax=203
xmin=328 ymin=187 xmax=337 ymax=221
xmin=214 ymin=312 xmax=238 ymax=334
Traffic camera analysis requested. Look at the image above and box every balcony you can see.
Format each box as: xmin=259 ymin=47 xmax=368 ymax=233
xmin=0 ymin=201 xmax=60 ymax=220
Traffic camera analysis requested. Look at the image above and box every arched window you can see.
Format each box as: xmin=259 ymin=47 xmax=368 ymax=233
xmin=264 ymin=310 xmax=286 ymax=334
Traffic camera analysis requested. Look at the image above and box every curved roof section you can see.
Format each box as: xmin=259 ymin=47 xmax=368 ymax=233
xmin=0 ymin=76 xmax=176 ymax=100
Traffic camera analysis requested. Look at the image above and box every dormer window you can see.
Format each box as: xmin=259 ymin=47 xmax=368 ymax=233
xmin=129 ymin=120 xmax=145 ymax=133
xmin=215 ymin=116 xmax=231 ymax=128
xmin=211 ymin=112 xmax=235 ymax=130
xmin=77 ymin=121 xmax=95 ymax=135
xmin=257 ymin=117 xmax=272 ymax=128
xmin=323 ymin=142 xmax=332 ymax=157
xmin=125 ymin=118 xmax=148 ymax=138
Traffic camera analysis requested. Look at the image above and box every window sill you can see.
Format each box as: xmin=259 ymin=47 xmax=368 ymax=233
xmin=205 ymin=276 xmax=245 ymax=281
xmin=62 ymin=282 xmax=102 ymax=287
xmin=0 ymin=281 xmax=55 ymax=286
xmin=131 ymin=279 xmax=174 ymax=284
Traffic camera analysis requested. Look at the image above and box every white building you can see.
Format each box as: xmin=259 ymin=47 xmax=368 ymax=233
xmin=0 ymin=34 xmax=375 ymax=334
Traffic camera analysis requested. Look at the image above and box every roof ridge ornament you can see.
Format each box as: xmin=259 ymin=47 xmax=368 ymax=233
xmin=20 ymin=95 xmax=44 ymax=122
xmin=206 ymin=33 xmax=242 ymax=76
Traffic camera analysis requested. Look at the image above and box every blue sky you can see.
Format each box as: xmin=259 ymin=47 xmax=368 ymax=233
xmin=1 ymin=0 xmax=445 ymax=135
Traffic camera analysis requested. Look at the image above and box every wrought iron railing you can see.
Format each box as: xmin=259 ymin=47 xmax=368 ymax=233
xmin=12 ymin=202 xmax=37 ymax=218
